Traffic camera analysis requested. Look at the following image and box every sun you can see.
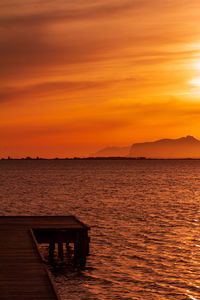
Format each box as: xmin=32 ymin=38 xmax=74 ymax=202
xmin=189 ymin=77 xmax=200 ymax=87
xmin=186 ymin=76 xmax=200 ymax=98
xmin=193 ymin=60 xmax=200 ymax=71
xmin=194 ymin=61 xmax=200 ymax=71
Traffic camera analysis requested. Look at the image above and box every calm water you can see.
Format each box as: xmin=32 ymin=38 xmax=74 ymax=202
xmin=1 ymin=159 xmax=200 ymax=299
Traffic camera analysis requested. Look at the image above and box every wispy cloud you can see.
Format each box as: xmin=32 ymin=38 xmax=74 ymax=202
xmin=1 ymin=0 xmax=199 ymax=80
xmin=0 ymin=1 xmax=150 ymax=27
xmin=0 ymin=78 xmax=137 ymax=103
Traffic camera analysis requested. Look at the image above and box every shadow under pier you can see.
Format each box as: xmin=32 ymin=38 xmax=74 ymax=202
xmin=33 ymin=227 xmax=90 ymax=268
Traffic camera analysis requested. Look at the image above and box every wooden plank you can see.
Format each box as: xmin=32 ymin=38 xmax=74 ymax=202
xmin=0 ymin=226 xmax=58 ymax=300
xmin=0 ymin=216 xmax=90 ymax=230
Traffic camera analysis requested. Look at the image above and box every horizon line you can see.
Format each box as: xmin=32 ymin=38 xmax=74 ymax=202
xmin=1 ymin=157 xmax=200 ymax=161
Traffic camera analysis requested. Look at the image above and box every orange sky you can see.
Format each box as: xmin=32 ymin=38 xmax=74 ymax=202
xmin=1 ymin=0 xmax=200 ymax=157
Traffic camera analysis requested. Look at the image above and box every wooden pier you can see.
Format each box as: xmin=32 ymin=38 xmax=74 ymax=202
xmin=0 ymin=216 xmax=90 ymax=299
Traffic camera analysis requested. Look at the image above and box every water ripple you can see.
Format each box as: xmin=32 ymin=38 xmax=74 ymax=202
xmin=1 ymin=159 xmax=200 ymax=299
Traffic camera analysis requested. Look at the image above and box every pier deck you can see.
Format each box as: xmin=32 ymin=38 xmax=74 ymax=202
xmin=0 ymin=216 xmax=90 ymax=299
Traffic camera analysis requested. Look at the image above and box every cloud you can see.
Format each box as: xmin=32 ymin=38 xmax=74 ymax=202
xmin=0 ymin=1 xmax=148 ymax=27
xmin=0 ymin=78 xmax=137 ymax=103
xmin=1 ymin=0 xmax=200 ymax=84
xmin=1 ymin=0 xmax=199 ymax=30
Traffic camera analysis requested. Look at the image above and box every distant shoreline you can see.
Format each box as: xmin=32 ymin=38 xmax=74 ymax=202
xmin=1 ymin=157 xmax=200 ymax=161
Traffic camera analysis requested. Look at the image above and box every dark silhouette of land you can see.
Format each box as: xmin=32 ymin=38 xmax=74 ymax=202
xmin=2 ymin=136 xmax=200 ymax=160
xmin=129 ymin=135 xmax=200 ymax=158
xmin=92 ymin=135 xmax=200 ymax=159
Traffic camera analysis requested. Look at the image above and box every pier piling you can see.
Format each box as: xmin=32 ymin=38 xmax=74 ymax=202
xmin=49 ymin=242 xmax=55 ymax=260
xmin=58 ymin=242 xmax=63 ymax=259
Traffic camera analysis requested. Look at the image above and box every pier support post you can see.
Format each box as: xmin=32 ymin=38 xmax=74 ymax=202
xmin=66 ymin=242 xmax=70 ymax=251
xmin=73 ymin=241 xmax=78 ymax=268
xmin=49 ymin=243 xmax=55 ymax=260
xmin=58 ymin=242 xmax=63 ymax=260
xmin=73 ymin=230 xmax=88 ymax=269
xmin=79 ymin=232 xmax=88 ymax=269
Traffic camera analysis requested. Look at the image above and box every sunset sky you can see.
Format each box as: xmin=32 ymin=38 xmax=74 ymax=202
xmin=1 ymin=0 xmax=200 ymax=157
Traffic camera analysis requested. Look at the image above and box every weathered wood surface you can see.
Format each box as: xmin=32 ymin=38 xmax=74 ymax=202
xmin=0 ymin=216 xmax=89 ymax=300
xmin=0 ymin=216 xmax=89 ymax=229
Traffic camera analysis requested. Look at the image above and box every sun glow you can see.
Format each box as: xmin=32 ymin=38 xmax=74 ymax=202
xmin=193 ymin=61 xmax=200 ymax=71
xmin=189 ymin=77 xmax=200 ymax=87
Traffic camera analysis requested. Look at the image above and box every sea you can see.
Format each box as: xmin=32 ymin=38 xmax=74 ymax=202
xmin=1 ymin=159 xmax=200 ymax=300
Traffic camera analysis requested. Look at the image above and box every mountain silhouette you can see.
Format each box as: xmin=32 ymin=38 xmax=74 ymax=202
xmin=93 ymin=136 xmax=200 ymax=158
xmin=129 ymin=135 xmax=200 ymax=158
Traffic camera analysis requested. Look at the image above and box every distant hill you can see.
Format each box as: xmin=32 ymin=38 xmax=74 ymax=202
xmin=92 ymin=136 xmax=200 ymax=159
xmin=92 ymin=146 xmax=130 ymax=157
xmin=129 ymin=135 xmax=200 ymax=158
